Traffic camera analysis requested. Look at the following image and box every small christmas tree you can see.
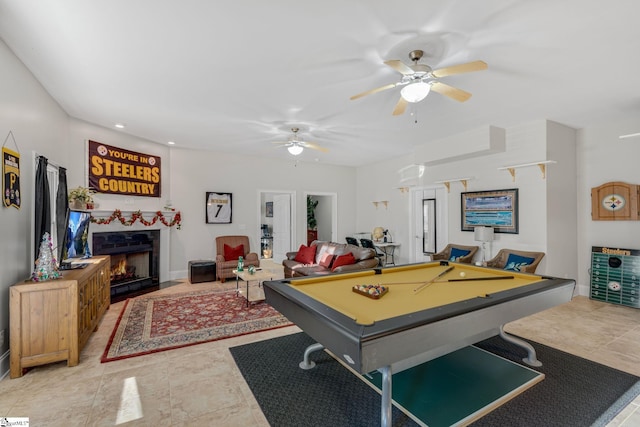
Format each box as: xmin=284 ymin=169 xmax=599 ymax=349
xmin=32 ymin=231 xmax=61 ymax=282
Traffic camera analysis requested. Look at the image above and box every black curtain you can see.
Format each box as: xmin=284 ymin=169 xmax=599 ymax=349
xmin=56 ymin=167 xmax=69 ymax=262
xmin=34 ymin=156 xmax=51 ymax=261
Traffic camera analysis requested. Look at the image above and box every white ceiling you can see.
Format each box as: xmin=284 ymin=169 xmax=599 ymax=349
xmin=1 ymin=0 xmax=639 ymax=167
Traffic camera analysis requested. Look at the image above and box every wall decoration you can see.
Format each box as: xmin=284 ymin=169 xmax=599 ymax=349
xmin=88 ymin=140 xmax=161 ymax=198
xmin=591 ymin=181 xmax=639 ymax=221
xmin=265 ymin=201 xmax=273 ymax=217
xmin=206 ymin=192 xmax=232 ymax=224
xmin=461 ymin=188 xmax=519 ymax=234
xmin=2 ymin=131 xmax=21 ymax=209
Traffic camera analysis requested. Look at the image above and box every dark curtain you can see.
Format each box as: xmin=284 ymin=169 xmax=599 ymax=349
xmin=56 ymin=167 xmax=69 ymax=262
xmin=34 ymin=156 xmax=51 ymax=261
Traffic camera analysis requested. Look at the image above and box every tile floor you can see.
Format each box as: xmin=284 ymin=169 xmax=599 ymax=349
xmin=1 ymin=279 xmax=640 ymax=426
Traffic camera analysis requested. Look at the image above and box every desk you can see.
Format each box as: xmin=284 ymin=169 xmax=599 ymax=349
xmin=264 ymin=261 xmax=575 ymax=427
xmin=374 ymin=242 xmax=400 ymax=265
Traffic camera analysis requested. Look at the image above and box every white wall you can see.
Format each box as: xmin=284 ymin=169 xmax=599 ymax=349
xmin=0 ymin=39 xmax=70 ymax=368
xmin=576 ymin=117 xmax=640 ymax=294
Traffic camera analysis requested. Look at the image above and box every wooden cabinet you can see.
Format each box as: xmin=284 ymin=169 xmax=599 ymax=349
xmin=10 ymin=255 xmax=110 ymax=378
xmin=591 ymin=181 xmax=639 ymax=220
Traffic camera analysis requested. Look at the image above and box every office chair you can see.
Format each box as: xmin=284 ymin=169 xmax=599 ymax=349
xmin=346 ymin=237 xmax=359 ymax=246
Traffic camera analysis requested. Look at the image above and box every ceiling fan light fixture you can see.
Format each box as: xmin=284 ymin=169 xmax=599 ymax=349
xmin=287 ymin=144 xmax=303 ymax=156
xmin=401 ymin=81 xmax=431 ymax=103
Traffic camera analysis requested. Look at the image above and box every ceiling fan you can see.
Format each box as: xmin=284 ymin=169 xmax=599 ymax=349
xmin=272 ymin=127 xmax=329 ymax=156
xmin=350 ymin=50 xmax=488 ymax=115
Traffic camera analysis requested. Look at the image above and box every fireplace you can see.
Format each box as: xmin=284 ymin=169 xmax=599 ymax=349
xmin=92 ymin=230 xmax=160 ymax=303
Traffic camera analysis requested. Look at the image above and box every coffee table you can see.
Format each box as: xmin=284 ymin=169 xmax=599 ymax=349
xmin=233 ymin=264 xmax=282 ymax=307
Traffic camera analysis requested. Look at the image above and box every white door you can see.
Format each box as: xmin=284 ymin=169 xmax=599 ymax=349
xmin=272 ymin=194 xmax=291 ymax=261
xmin=411 ymin=187 xmax=448 ymax=262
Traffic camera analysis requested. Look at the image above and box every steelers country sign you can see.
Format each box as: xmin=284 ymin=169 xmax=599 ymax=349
xmin=88 ymin=140 xmax=161 ymax=197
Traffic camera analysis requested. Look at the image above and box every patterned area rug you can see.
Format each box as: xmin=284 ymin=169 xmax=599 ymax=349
xmin=101 ymin=289 xmax=291 ymax=362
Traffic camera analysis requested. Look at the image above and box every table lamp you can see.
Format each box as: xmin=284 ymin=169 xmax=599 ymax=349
xmin=474 ymin=226 xmax=494 ymax=266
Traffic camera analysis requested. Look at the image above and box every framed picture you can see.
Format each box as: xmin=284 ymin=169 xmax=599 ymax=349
xmin=461 ymin=188 xmax=519 ymax=234
xmin=265 ymin=201 xmax=273 ymax=217
xmin=206 ymin=192 xmax=232 ymax=224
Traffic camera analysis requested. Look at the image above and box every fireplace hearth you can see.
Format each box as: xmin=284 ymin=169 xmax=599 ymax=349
xmin=93 ymin=230 xmax=160 ymax=302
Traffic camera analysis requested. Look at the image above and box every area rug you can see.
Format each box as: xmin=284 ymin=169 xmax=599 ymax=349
xmin=230 ymin=332 xmax=640 ymax=427
xmin=101 ymin=289 xmax=292 ymax=362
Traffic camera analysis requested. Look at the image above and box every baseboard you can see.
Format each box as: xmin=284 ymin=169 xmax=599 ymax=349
xmin=0 ymin=349 xmax=10 ymax=381
xmin=171 ymin=270 xmax=188 ymax=281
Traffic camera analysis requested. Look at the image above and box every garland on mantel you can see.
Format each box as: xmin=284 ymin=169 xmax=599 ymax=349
xmin=90 ymin=209 xmax=182 ymax=229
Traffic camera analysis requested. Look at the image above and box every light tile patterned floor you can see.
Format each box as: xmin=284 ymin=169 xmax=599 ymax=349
xmin=1 ymin=277 xmax=640 ymax=426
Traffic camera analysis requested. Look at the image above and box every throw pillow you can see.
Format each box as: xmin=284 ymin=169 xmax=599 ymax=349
xmin=504 ymin=253 xmax=536 ymax=272
xmin=449 ymin=247 xmax=471 ymax=261
xmin=332 ymin=252 xmax=356 ymax=271
xmin=224 ymin=243 xmax=244 ymax=261
xmin=318 ymin=253 xmax=334 ymax=268
xmin=294 ymin=244 xmax=317 ymax=264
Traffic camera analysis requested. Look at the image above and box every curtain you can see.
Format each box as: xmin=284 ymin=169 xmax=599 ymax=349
xmin=56 ymin=167 xmax=68 ymax=262
xmin=34 ymin=156 xmax=51 ymax=261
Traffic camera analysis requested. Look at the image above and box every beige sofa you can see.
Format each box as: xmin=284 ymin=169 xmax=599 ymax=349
xmin=283 ymin=240 xmax=379 ymax=278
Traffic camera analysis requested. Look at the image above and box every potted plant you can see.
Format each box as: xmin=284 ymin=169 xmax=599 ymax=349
xmin=68 ymin=186 xmax=95 ymax=210
xmin=307 ymin=196 xmax=318 ymax=245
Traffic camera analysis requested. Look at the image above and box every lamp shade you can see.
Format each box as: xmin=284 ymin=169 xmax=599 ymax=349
xmin=372 ymin=227 xmax=384 ymax=241
xmin=474 ymin=226 xmax=494 ymax=242
xmin=287 ymin=144 xmax=303 ymax=155
xmin=400 ymin=81 xmax=431 ymax=103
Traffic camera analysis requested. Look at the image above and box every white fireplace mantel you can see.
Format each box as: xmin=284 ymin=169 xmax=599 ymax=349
xmin=88 ymin=210 xmax=176 ymax=283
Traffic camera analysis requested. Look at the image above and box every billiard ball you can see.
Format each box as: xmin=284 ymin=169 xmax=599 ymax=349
xmin=459 ymin=272 xmax=466 ymax=278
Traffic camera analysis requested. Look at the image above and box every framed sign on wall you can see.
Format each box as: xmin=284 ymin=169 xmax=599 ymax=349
xmin=461 ymin=188 xmax=519 ymax=234
xmin=206 ymin=192 xmax=232 ymax=224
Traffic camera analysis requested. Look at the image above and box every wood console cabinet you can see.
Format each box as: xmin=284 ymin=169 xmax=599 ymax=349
xmin=10 ymin=255 xmax=110 ymax=378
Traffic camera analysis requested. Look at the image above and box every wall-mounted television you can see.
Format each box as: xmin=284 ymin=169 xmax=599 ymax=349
xmin=61 ymin=209 xmax=92 ymax=262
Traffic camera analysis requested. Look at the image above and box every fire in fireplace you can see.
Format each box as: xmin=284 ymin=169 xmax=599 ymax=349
xmin=93 ymin=230 xmax=160 ymax=302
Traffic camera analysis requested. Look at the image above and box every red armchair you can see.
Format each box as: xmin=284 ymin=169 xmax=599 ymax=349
xmin=215 ymin=235 xmax=260 ymax=282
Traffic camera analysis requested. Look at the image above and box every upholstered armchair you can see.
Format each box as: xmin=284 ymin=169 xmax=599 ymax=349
xmin=431 ymin=244 xmax=479 ymax=264
xmin=215 ymin=235 xmax=260 ymax=282
xmin=486 ymin=249 xmax=545 ymax=274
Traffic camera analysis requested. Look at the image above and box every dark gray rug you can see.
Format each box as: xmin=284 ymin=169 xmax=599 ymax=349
xmin=230 ymin=332 xmax=640 ymax=427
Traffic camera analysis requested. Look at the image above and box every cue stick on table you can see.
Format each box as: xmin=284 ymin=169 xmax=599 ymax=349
xmin=413 ymin=266 xmax=454 ymax=293
xmin=381 ymin=275 xmax=515 ymax=286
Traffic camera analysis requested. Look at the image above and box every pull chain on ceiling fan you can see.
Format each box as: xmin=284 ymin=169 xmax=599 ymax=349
xmin=350 ymin=50 xmax=488 ymax=116
xmin=272 ymin=127 xmax=329 ymax=156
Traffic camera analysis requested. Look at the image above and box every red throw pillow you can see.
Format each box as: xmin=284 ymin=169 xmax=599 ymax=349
xmin=294 ymin=244 xmax=317 ymax=264
xmin=319 ymin=253 xmax=334 ymax=268
xmin=224 ymin=243 xmax=244 ymax=261
xmin=332 ymin=253 xmax=355 ymax=271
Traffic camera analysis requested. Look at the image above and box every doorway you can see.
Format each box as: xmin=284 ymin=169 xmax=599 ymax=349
xmin=410 ymin=186 xmax=448 ymax=263
xmin=258 ymin=190 xmax=296 ymax=262
xmin=305 ymin=192 xmax=338 ymax=244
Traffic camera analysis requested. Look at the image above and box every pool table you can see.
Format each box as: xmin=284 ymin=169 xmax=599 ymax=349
xmin=263 ymin=261 xmax=575 ymax=427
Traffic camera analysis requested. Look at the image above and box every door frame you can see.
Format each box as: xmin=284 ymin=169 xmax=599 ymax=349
xmin=257 ymin=189 xmax=297 ymax=256
xmin=304 ymin=191 xmax=338 ymax=243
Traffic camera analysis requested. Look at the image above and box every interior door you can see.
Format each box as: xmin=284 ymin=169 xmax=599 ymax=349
xmin=272 ymin=194 xmax=291 ymax=261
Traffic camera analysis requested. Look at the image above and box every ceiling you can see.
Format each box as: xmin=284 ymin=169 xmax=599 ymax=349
xmin=1 ymin=0 xmax=639 ymax=167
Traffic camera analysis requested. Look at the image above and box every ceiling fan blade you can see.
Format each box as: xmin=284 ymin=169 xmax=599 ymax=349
xmin=392 ymin=97 xmax=408 ymax=116
xmin=431 ymin=60 xmax=488 ymax=78
xmin=350 ymin=83 xmax=397 ymax=100
xmin=384 ymin=59 xmax=414 ymax=75
xmin=302 ymin=142 xmax=329 ymax=153
xmin=430 ymin=82 xmax=472 ymax=102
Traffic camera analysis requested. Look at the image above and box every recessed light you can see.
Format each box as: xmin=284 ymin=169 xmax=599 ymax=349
xmin=167 ymin=141 xmax=176 ymax=145
xmin=114 ymin=123 xmax=125 ymax=129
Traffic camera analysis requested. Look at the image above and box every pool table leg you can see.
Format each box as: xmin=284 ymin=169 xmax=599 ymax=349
xmin=379 ymin=365 xmax=392 ymax=427
xmin=499 ymin=325 xmax=543 ymax=367
xmin=299 ymin=343 xmax=325 ymax=370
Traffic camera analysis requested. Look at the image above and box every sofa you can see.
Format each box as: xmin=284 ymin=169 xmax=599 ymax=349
xmin=283 ymin=240 xmax=379 ymax=278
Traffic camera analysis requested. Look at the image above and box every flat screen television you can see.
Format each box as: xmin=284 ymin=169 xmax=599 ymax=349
xmin=60 ymin=209 xmax=92 ymax=263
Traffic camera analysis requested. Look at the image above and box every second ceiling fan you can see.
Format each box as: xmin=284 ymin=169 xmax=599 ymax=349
xmin=351 ymin=50 xmax=488 ymax=115
xmin=272 ymin=127 xmax=329 ymax=156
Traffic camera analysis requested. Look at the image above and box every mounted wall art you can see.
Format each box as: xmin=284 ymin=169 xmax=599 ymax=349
xmin=206 ymin=192 xmax=232 ymax=224
xmin=461 ymin=188 xmax=519 ymax=234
